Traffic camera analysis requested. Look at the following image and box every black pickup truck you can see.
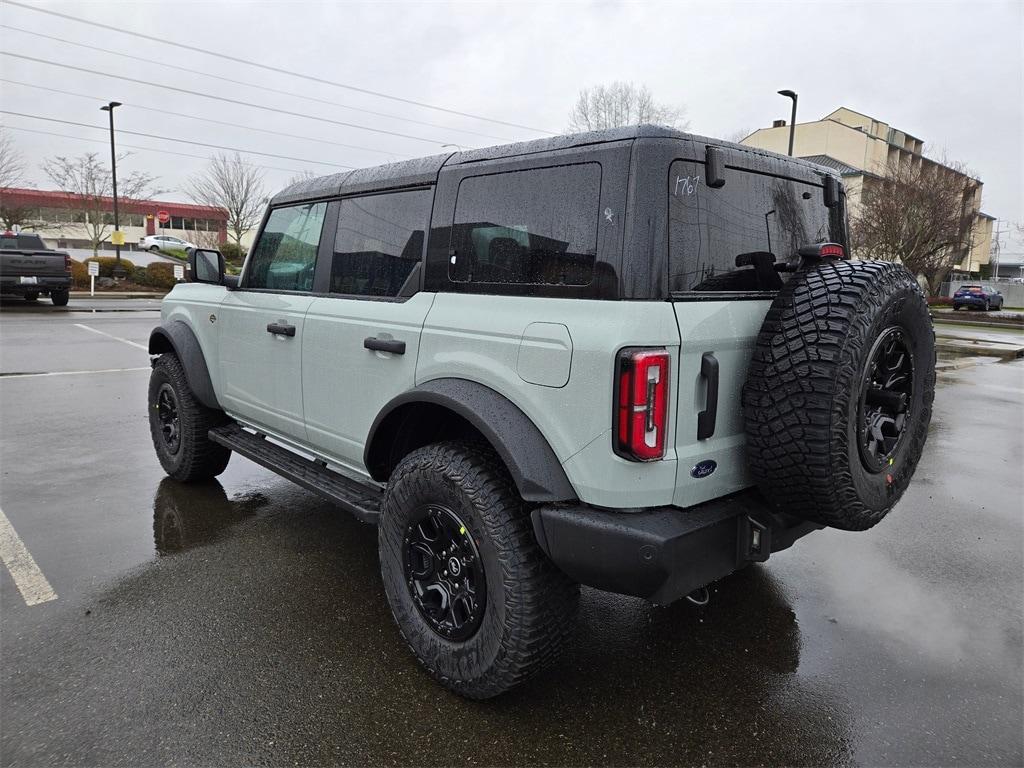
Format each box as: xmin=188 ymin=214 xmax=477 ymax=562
xmin=0 ymin=233 xmax=72 ymax=306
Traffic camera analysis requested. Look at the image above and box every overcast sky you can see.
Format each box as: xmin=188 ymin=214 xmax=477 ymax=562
xmin=1 ymin=0 xmax=1021 ymax=254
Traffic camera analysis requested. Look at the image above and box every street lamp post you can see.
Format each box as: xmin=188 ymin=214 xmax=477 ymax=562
xmin=777 ymin=90 xmax=798 ymax=156
xmin=100 ymin=101 xmax=123 ymax=275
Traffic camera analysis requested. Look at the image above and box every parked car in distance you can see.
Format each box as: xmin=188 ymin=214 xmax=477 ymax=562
xmin=140 ymin=234 xmax=197 ymax=252
xmin=952 ymin=284 xmax=1004 ymax=311
xmin=0 ymin=232 xmax=72 ymax=306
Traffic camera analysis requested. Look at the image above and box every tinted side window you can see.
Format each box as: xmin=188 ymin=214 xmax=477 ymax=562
xmin=668 ymin=161 xmax=832 ymax=293
xmin=245 ymin=202 xmax=327 ymax=291
xmin=449 ymin=164 xmax=600 ymax=286
xmin=329 ymin=188 xmax=432 ymax=297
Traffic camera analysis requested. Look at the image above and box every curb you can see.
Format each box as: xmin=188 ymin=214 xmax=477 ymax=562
xmin=69 ymin=292 xmax=166 ymax=299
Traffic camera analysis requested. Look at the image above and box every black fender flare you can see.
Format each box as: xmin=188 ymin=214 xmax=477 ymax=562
xmin=365 ymin=378 xmax=577 ymax=503
xmin=148 ymin=321 xmax=220 ymax=410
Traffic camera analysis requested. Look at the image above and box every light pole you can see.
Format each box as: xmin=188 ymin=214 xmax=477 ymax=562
xmin=100 ymin=101 xmax=123 ymax=275
xmin=777 ymin=90 xmax=798 ymax=156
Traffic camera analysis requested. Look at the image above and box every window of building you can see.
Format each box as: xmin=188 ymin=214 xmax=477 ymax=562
xmin=244 ymin=202 xmax=327 ymax=292
xmin=668 ymin=160 xmax=834 ymax=293
xmin=328 ymin=188 xmax=432 ymax=297
xmin=449 ymin=164 xmax=601 ymax=286
xmin=170 ymin=216 xmax=184 ymax=230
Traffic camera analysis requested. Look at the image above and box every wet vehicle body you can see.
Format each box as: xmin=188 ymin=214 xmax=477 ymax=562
xmin=146 ymin=125 xmax=935 ymax=697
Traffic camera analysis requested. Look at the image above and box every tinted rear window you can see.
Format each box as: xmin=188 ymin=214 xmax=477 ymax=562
xmin=668 ymin=160 xmax=835 ymax=294
xmin=0 ymin=235 xmax=46 ymax=250
xmin=329 ymin=188 xmax=432 ymax=297
xmin=449 ymin=163 xmax=600 ymax=287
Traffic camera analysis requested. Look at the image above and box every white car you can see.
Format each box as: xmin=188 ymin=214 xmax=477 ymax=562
xmin=139 ymin=235 xmax=196 ymax=252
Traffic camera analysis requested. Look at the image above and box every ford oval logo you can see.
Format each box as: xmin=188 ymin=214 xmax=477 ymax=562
xmin=691 ymin=460 xmax=717 ymax=479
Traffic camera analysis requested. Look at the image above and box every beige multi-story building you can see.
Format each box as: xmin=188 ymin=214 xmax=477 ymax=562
xmin=741 ymin=107 xmax=994 ymax=274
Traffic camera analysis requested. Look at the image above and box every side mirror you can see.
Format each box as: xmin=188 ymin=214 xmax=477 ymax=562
xmin=188 ymin=248 xmax=224 ymax=285
xmin=705 ymin=145 xmax=726 ymax=188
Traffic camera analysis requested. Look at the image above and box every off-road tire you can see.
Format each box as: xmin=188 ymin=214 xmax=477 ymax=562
xmin=743 ymin=260 xmax=935 ymax=531
xmin=24 ymin=292 xmax=38 ymax=302
xmin=50 ymin=290 xmax=69 ymax=307
xmin=379 ymin=442 xmax=579 ymax=699
xmin=148 ymin=353 xmax=231 ymax=481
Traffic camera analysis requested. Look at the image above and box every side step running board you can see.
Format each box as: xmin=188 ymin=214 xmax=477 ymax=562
xmin=209 ymin=423 xmax=382 ymax=524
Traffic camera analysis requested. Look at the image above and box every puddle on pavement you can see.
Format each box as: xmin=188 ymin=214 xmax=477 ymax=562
xmin=152 ymin=478 xmax=270 ymax=555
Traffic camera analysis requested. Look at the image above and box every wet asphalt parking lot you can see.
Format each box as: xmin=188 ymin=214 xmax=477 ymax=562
xmin=1 ymin=298 xmax=1022 ymax=767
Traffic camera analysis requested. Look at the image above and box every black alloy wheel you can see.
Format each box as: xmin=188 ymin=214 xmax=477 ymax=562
xmin=156 ymin=382 xmax=182 ymax=455
xmin=403 ymin=503 xmax=486 ymax=642
xmin=857 ymin=327 xmax=915 ymax=472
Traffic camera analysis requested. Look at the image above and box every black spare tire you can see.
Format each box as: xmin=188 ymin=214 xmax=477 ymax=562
xmin=742 ymin=260 xmax=935 ymax=531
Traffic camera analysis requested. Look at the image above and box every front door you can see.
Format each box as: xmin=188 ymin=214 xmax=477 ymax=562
xmin=301 ymin=187 xmax=435 ymax=475
xmin=218 ymin=201 xmax=328 ymax=443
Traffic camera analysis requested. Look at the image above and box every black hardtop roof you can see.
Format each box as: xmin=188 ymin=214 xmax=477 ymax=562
xmin=271 ymin=124 xmax=840 ymax=205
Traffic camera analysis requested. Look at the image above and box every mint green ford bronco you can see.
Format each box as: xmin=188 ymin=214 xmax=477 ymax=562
xmin=148 ymin=126 xmax=935 ymax=698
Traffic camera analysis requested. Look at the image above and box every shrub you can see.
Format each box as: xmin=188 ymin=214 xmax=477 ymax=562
xmin=927 ymin=296 xmax=953 ymax=307
xmin=70 ymin=259 xmax=88 ymax=288
xmin=141 ymin=262 xmax=180 ymax=290
xmin=220 ymin=241 xmax=246 ymax=265
xmin=85 ymin=256 xmax=136 ymax=278
xmin=159 ymin=248 xmax=189 ymax=261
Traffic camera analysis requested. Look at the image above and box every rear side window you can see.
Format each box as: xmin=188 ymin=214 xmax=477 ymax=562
xmin=449 ymin=163 xmax=601 ymax=287
xmin=329 ymin=188 xmax=432 ymax=297
xmin=245 ymin=202 xmax=327 ymax=291
xmin=668 ymin=160 xmax=833 ymax=294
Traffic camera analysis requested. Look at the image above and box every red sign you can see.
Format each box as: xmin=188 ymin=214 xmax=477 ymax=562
xmin=156 ymin=210 xmax=170 ymax=224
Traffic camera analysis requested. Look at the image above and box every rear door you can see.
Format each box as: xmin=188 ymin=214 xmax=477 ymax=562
xmin=667 ymin=147 xmax=836 ymax=507
xmin=218 ymin=201 xmax=328 ymax=442
xmin=301 ymin=187 xmax=435 ymax=474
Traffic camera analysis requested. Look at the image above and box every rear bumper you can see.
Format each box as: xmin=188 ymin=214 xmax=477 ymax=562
xmin=953 ymin=297 xmax=987 ymax=307
xmin=0 ymin=276 xmax=71 ymax=295
xmin=531 ymin=489 xmax=820 ymax=605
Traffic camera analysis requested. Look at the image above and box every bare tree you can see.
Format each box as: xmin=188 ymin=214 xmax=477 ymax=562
xmin=288 ymin=170 xmax=317 ymax=186
xmin=725 ymin=127 xmax=754 ymax=144
xmin=187 ymin=153 xmax=265 ymax=247
xmin=850 ymin=158 xmax=980 ymax=295
xmin=0 ymin=130 xmax=34 ymax=230
xmin=568 ymin=82 xmax=688 ymax=132
xmin=42 ymin=152 xmax=156 ymax=255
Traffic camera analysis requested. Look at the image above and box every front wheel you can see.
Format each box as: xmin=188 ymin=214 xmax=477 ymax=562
xmin=148 ymin=354 xmax=231 ymax=481
xmin=378 ymin=442 xmax=579 ymax=699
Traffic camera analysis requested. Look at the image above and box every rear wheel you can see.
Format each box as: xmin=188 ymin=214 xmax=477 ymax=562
xmin=50 ymin=290 xmax=69 ymax=307
xmin=743 ymin=260 xmax=935 ymax=531
xmin=148 ymin=354 xmax=231 ymax=481
xmin=149 ymin=245 xmax=160 ymax=252
xmin=378 ymin=442 xmax=579 ymax=699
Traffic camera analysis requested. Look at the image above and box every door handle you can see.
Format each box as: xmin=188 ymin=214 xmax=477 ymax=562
xmin=363 ymin=337 xmax=406 ymax=355
xmin=266 ymin=322 xmax=296 ymax=337
xmin=697 ymin=352 xmax=718 ymax=440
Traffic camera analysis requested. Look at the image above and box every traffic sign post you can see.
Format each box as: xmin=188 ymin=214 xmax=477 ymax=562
xmin=87 ymin=260 xmax=99 ymax=296
xmin=157 ymin=211 xmax=170 ymax=225
xmin=173 ymin=264 xmax=185 ymax=282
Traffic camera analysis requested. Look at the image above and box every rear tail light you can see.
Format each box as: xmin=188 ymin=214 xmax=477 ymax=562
xmin=614 ymin=348 xmax=669 ymax=462
xmin=64 ymin=254 xmax=72 ymax=274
